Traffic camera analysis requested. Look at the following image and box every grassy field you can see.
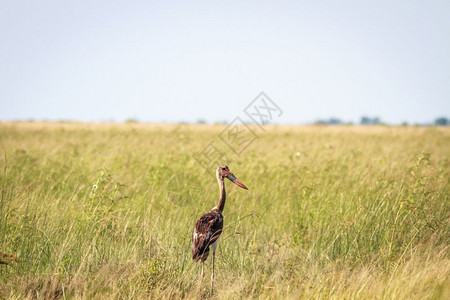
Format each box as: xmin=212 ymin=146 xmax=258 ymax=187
xmin=0 ymin=122 xmax=449 ymax=299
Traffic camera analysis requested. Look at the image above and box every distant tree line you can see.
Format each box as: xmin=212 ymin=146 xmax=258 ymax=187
xmin=315 ymin=117 xmax=346 ymax=125
xmin=123 ymin=116 xmax=449 ymax=126
xmin=314 ymin=116 xmax=449 ymax=126
xmin=434 ymin=117 xmax=448 ymax=126
xmin=360 ymin=116 xmax=381 ymax=125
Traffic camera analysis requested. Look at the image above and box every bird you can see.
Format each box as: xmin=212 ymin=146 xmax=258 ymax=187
xmin=192 ymin=165 xmax=248 ymax=295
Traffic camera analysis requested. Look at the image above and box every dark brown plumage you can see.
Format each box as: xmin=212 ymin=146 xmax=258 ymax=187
xmin=192 ymin=165 xmax=248 ymax=295
xmin=192 ymin=208 xmax=223 ymax=262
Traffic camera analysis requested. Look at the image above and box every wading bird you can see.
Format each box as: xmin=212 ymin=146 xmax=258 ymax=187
xmin=192 ymin=165 xmax=248 ymax=295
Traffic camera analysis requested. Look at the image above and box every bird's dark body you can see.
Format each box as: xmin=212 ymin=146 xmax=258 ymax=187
xmin=192 ymin=208 xmax=223 ymax=262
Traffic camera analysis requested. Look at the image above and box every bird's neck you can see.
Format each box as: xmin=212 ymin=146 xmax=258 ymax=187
xmin=216 ymin=177 xmax=226 ymax=212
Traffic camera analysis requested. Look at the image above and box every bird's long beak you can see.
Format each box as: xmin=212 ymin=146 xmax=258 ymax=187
xmin=226 ymin=173 xmax=248 ymax=190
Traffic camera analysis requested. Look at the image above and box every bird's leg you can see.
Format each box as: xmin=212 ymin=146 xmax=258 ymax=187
xmin=211 ymin=250 xmax=215 ymax=296
xmin=201 ymin=261 xmax=205 ymax=279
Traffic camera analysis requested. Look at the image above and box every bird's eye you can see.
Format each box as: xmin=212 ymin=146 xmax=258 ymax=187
xmin=221 ymin=167 xmax=226 ymax=170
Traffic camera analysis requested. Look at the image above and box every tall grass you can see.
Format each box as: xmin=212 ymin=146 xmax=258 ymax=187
xmin=0 ymin=122 xmax=449 ymax=299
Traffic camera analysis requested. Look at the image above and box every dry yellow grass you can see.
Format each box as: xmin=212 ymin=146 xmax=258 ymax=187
xmin=0 ymin=122 xmax=449 ymax=299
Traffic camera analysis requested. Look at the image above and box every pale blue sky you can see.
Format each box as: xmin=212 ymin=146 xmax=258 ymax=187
xmin=1 ymin=0 xmax=449 ymax=124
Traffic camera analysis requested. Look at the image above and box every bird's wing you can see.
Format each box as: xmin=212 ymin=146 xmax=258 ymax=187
xmin=192 ymin=210 xmax=223 ymax=261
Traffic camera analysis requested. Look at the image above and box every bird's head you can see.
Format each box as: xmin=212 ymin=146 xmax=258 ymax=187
xmin=216 ymin=165 xmax=248 ymax=190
